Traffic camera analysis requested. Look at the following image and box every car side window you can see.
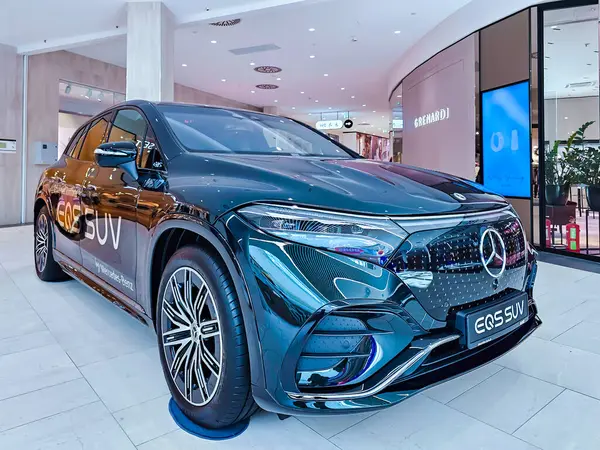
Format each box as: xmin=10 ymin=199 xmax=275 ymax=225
xmin=78 ymin=113 xmax=112 ymax=161
xmin=108 ymin=109 xmax=147 ymax=151
xmin=139 ymin=126 xmax=165 ymax=171
xmin=65 ymin=127 xmax=85 ymax=157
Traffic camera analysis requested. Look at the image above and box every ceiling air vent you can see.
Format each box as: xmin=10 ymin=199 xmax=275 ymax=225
xmin=210 ymin=19 xmax=241 ymax=27
xmin=229 ymin=44 xmax=281 ymax=55
xmin=565 ymin=81 xmax=597 ymax=89
xmin=254 ymin=66 xmax=282 ymax=74
xmin=256 ymin=84 xmax=279 ymax=90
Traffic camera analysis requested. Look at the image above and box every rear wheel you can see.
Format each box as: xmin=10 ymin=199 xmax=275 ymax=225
xmin=34 ymin=206 xmax=67 ymax=282
xmin=156 ymin=246 xmax=257 ymax=429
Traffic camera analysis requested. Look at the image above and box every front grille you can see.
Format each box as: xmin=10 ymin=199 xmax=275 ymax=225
xmin=388 ymin=213 xmax=527 ymax=322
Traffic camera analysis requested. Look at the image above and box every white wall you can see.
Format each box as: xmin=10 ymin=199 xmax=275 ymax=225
xmin=387 ymin=0 xmax=545 ymax=96
xmin=0 ymin=44 xmax=23 ymax=226
xmin=544 ymin=96 xmax=600 ymax=143
xmin=401 ymin=34 xmax=476 ymax=180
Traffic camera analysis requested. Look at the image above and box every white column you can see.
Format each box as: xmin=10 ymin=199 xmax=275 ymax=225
xmin=126 ymin=2 xmax=174 ymax=102
xmin=263 ymin=106 xmax=279 ymax=115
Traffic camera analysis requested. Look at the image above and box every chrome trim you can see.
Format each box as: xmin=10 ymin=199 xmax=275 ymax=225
xmin=286 ymin=334 xmax=460 ymax=401
xmin=390 ymin=206 xmax=511 ymax=222
xmin=253 ymin=202 xmax=510 ymax=221
xmin=94 ymin=148 xmax=129 ymax=157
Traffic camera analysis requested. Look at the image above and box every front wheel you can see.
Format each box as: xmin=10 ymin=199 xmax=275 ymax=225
xmin=156 ymin=246 xmax=257 ymax=429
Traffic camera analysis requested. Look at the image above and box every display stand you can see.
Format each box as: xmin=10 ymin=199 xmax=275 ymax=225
xmin=168 ymin=399 xmax=249 ymax=441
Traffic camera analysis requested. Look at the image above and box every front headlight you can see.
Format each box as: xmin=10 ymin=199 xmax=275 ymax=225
xmin=238 ymin=204 xmax=407 ymax=265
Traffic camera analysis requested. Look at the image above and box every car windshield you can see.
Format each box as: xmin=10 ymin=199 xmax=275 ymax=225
xmin=157 ymin=104 xmax=353 ymax=158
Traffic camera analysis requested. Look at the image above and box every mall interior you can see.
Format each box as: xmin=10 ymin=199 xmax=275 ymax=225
xmin=1 ymin=0 xmax=600 ymax=448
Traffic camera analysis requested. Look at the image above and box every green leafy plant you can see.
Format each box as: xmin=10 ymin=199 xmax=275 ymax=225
xmin=585 ymin=147 xmax=600 ymax=185
xmin=546 ymin=121 xmax=594 ymax=186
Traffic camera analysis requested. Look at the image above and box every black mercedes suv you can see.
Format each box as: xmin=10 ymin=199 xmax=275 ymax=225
xmin=34 ymin=100 xmax=540 ymax=429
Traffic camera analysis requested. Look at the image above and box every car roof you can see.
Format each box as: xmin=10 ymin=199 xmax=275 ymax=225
xmin=116 ymin=99 xmax=280 ymax=118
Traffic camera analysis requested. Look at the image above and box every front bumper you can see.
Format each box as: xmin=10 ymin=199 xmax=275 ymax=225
xmin=218 ymin=212 xmax=541 ymax=416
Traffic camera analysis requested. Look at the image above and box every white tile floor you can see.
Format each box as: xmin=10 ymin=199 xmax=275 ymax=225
xmin=0 ymin=225 xmax=599 ymax=449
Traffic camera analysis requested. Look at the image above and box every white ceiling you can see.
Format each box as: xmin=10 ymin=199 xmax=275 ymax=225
xmin=1 ymin=0 xmax=479 ymax=134
xmin=543 ymin=4 xmax=599 ymax=99
xmin=59 ymin=0 xmax=472 ymax=134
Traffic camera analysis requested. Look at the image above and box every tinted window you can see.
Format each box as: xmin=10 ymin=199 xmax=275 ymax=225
xmin=157 ymin=105 xmax=352 ymax=158
xmin=78 ymin=113 xmax=112 ymax=161
xmin=139 ymin=126 xmax=165 ymax=170
xmin=108 ymin=109 xmax=147 ymax=148
xmin=65 ymin=127 xmax=85 ymax=157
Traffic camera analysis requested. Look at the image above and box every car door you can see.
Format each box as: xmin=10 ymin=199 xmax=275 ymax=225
xmin=79 ymin=108 xmax=142 ymax=299
xmin=49 ymin=124 xmax=90 ymax=265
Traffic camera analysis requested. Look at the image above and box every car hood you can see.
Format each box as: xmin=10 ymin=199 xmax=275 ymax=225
xmin=167 ymin=154 xmax=507 ymax=219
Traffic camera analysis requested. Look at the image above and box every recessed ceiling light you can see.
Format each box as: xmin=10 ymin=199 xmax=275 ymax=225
xmin=565 ymin=116 xmax=569 ymax=119
xmin=341 ymin=87 xmax=345 ymax=90
xmin=250 ymin=62 xmax=255 ymax=66
xmin=324 ymin=74 xmax=329 ymax=77
xmin=308 ymin=113 xmax=312 ymax=116
xmin=397 ymin=95 xmax=401 ymax=98
xmin=394 ymin=30 xmax=401 ymax=34
xmin=351 ymin=95 xmax=355 ymax=98
xmin=551 ymin=25 xmax=560 ymax=30
xmin=251 ymin=90 xmax=255 ymax=93
xmin=362 ymin=104 xmax=366 ymax=107
xmin=308 ymin=28 xmax=316 ymax=32
xmin=221 ymin=78 xmax=226 ymax=82
xmin=372 ymin=110 xmax=376 ymax=113
xmin=328 ymin=107 xmax=332 ymax=110
xmin=211 ymin=40 xmax=217 ymax=44
xmin=292 ymin=107 xmax=296 ymax=110
xmin=315 ymin=100 xmax=319 ymax=102
xmin=300 ymin=91 xmax=305 ymax=94
xmin=181 ymin=63 xmax=188 ymax=67
xmin=276 ymin=77 xmax=281 ymax=81
xmin=274 ymin=100 xmax=278 ymax=102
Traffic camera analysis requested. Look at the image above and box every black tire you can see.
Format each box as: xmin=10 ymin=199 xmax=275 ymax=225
xmin=156 ymin=245 xmax=258 ymax=429
xmin=34 ymin=206 xmax=68 ymax=282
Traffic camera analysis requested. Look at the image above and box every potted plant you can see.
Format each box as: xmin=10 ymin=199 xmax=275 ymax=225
xmin=579 ymin=145 xmax=600 ymax=211
xmin=545 ymin=122 xmax=593 ymax=206
xmin=563 ymin=121 xmax=600 ymax=211
xmin=585 ymin=148 xmax=600 ymax=211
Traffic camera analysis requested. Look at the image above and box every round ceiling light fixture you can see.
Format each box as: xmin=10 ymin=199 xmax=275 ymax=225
xmin=210 ymin=18 xmax=242 ymax=27
xmin=254 ymin=65 xmax=282 ymax=74
xmin=256 ymin=84 xmax=279 ymax=90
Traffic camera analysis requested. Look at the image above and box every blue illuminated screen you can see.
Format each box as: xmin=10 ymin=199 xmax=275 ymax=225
xmin=482 ymin=81 xmax=531 ymax=198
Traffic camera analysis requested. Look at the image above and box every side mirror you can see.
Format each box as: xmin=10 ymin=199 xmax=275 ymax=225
xmin=94 ymin=141 xmax=138 ymax=180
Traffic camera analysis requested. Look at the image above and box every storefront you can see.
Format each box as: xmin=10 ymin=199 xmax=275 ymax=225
xmin=389 ymin=0 xmax=600 ymax=263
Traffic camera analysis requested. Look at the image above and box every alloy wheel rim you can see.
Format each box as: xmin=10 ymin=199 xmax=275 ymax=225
xmin=35 ymin=213 xmax=49 ymax=273
xmin=160 ymin=267 xmax=223 ymax=407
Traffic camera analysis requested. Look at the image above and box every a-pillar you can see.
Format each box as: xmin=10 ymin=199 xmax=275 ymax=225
xmin=126 ymin=1 xmax=174 ymax=102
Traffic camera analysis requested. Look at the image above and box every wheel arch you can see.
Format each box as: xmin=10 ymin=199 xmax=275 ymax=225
xmin=33 ymin=196 xmax=49 ymax=223
xmin=145 ymin=216 xmax=265 ymax=389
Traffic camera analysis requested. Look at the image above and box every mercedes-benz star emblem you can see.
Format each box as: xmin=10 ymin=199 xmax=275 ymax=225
xmin=453 ymin=193 xmax=467 ymax=201
xmin=479 ymin=228 xmax=507 ymax=278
